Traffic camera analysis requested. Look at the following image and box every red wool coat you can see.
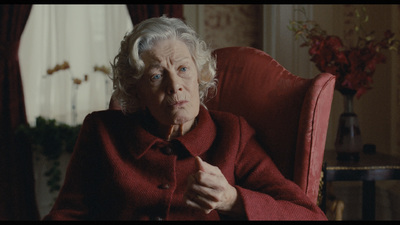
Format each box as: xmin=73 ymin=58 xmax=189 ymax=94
xmin=43 ymin=106 xmax=327 ymax=220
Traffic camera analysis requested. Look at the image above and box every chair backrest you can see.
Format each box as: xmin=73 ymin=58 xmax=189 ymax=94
xmin=205 ymin=47 xmax=335 ymax=203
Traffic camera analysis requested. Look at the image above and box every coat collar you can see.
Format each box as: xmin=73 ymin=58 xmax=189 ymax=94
xmin=127 ymin=105 xmax=217 ymax=159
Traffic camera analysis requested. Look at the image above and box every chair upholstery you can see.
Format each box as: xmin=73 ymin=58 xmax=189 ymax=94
xmin=205 ymin=47 xmax=335 ymax=204
xmin=108 ymin=46 xmax=336 ymax=204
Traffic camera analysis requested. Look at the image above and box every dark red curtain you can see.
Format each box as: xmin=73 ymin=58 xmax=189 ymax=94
xmin=126 ymin=4 xmax=183 ymax=26
xmin=0 ymin=4 xmax=40 ymax=220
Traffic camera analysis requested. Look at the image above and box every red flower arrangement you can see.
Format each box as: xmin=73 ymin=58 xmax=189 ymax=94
xmin=288 ymin=7 xmax=400 ymax=98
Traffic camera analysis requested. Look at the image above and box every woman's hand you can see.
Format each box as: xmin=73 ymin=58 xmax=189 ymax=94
xmin=183 ymin=156 xmax=244 ymax=216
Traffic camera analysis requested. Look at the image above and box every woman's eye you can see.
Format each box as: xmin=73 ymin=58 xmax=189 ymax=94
xmin=151 ymin=74 xmax=162 ymax=81
xmin=179 ymin=67 xmax=188 ymax=72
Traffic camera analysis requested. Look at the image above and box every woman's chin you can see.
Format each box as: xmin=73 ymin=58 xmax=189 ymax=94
xmin=171 ymin=115 xmax=193 ymax=126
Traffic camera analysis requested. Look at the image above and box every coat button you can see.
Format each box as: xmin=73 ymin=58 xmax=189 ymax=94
xmin=162 ymin=146 xmax=173 ymax=155
xmin=158 ymin=183 xmax=170 ymax=189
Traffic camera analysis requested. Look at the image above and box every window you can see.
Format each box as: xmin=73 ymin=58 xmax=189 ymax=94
xmin=18 ymin=5 xmax=133 ymax=217
xmin=19 ymin=4 xmax=133 ymax=126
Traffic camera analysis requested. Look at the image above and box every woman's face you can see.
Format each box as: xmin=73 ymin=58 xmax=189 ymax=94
xmin=137 ymin=38 xmax=200 ymax=127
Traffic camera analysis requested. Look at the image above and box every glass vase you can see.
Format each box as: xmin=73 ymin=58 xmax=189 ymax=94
xmin=334 ymin=92 xmax=363 ymax=161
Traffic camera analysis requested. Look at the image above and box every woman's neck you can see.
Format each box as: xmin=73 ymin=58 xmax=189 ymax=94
xmin=142 ymin=110 xmax=197 ymax=141
xmin=159 ymin=119 xmax=196 ymax=141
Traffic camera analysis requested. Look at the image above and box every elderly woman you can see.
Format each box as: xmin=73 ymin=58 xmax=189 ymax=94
xmin=44 ymin=16 xmax=327 ymax=221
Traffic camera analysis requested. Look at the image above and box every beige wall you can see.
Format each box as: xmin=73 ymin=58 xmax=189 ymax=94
xmin=184 ymin=4 xmax=400 ymax=156
xmin=183 ymin=5 xmax=262 ymax=50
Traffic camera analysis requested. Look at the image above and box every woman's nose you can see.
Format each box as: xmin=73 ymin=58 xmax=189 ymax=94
xmin=166 ymin=72 xmax=183 ymax=94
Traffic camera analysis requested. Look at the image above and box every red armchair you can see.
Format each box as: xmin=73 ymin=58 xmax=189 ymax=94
xmin=205 ymin=47 xmax=335 ymax=204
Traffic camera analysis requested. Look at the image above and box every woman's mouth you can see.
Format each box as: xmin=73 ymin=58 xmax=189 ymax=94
xmin=169 ymin=100 xmax=188 ymax=107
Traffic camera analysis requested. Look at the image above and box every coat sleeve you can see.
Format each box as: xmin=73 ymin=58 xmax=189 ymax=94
xmin=43 ymin=113 xmax=98 ymax=220
xmin=233 ymin=117 xmax=327 ymax=220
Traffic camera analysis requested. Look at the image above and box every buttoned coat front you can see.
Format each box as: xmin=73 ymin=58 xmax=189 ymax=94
xmin=43 ymin=106 xmax=327 ymax=220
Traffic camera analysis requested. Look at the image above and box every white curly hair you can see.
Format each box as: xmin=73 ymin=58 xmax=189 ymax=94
xmin=111 ymin=16 xmax=217 ymax=114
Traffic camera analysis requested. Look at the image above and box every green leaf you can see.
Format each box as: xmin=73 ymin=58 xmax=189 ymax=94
xmin=355 ymin=9 xmax=360 ymax=18
xmin=364 ymin=15 xmax=369 ymax=23
xmin=21 ymin=116 xmax=82 ymax=198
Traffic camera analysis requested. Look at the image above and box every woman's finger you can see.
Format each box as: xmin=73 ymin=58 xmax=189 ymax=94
xmin=184 ymin=189 xmax=216 ymax=213
xmin=187 ymin=182 xmax=219 ymax=202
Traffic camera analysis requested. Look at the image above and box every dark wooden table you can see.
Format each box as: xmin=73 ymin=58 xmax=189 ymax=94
xmin=322 ymin=150 xmax=400 ymax=220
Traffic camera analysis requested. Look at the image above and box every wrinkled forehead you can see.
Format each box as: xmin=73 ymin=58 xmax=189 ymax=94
xmin=141 ymin=39 xmax=194 ymax=67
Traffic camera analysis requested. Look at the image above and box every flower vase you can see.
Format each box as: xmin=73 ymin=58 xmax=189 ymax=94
xmin=334 ymin=91 xmax=363 ymax=161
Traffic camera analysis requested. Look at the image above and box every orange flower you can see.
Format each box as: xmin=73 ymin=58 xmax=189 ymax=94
xmin=54 ymin=64 xmax=61 ymax=71
xmin=94 ymin=65 xmax=111 ymax=74
xmin=61 ymin=61 xmax=70 ymax=69
xmin=73 ymin=78 xmax=82 ymax=85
